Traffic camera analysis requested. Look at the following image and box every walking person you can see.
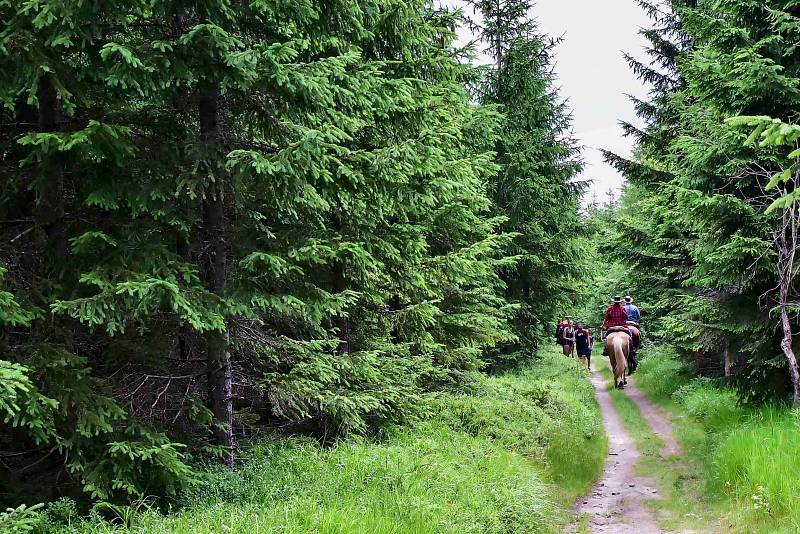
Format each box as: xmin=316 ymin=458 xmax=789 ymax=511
xmin=575 ymin=321 xmax=593 ymax=370
xmin=561 ymin=318 xmax=576 ymax=357
xmin=556 ymin=317 xmax=569 ymax=346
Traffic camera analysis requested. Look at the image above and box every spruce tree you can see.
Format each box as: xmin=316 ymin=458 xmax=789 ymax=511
xmin=0 ymin=0 xmax=520 ymax=501
xmin=605 ymin=0 xmax=800 ymax=401
xmin=468 ymin=0 xmax=584 ymax=357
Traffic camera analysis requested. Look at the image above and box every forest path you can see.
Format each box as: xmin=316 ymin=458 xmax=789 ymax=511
xmin=623 ymin=376 xmax=682 ymax=458
xmin=571 ymin=358 xmax=687 ymax=533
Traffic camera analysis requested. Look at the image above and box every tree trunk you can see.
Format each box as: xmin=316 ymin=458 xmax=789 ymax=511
xmin=198 ymin=85 xmax=234 ymax=467
xmin=36 ymin=74 xmax=68 ymax=264
xmin=176 ymin=227 xmax=196 ymax=361
xmin=776 ymin=203 xmax=800 ymax=407
xmin=722 ymin=342 xmax=731 ymax=378
xmin=779 ymin=283 xmax=800 ymax=407
xmin=494 ymin=0 xmax=502 ymax=72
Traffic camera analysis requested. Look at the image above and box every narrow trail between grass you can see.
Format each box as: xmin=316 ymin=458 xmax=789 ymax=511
xmin=624 ymin=379 xmax=682 ymax=458
xmin=572 ymin=359 xmax=677 ymax=534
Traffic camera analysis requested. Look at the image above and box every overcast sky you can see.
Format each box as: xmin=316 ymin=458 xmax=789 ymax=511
xmin=445 ymin=1 xmax=652 ymax=203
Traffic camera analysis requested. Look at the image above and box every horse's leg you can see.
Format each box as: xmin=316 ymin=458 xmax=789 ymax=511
xmin=610 ymin=350 xmax=621 ymax=388
xmin=621 ymin=354 xmax=627 ymax=386
xmin=623 ymin=356 xmax=628 ymax=385
xmin=607 ymin=350 xmax=615 ymax=387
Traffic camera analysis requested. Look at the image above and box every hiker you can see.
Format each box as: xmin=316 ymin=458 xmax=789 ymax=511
xmin=555 ymin=318 xmax=569 ymax=346
xmin=575 ymin=321 xmax=593 ymax=369
xmin=562 ymin=318 xmax=576 ymax=356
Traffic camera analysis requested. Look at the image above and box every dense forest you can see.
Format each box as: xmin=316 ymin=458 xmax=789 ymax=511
xmin=595 ymin=0 xmax=800 ymax=405
xmin=0 ymin=0 xmax=582 ymax=506
xmin=4 ymin=0 xmax=800 ymax=532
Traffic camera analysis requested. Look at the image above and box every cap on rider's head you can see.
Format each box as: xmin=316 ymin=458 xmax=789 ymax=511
xmin=612 ymin=295 xmax=622 ymax=303
xmin=625 ymin=295 xmax=632 ymax=303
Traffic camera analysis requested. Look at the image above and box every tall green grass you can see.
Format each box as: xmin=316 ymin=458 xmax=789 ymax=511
xmin=635 ymin=345 xmax=800 ymax=532
xmin=35 ymin=349 xmax=604 ymax=534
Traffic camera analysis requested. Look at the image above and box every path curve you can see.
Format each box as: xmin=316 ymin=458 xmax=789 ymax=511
xmin=572 ymin=360 xmax=664 ymax=533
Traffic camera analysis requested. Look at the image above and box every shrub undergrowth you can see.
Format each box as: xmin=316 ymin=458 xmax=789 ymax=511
xmin=27 ymin=348 xmax=603 ymax=534
xmin=635 ymin=345 xmax=800 ymax=532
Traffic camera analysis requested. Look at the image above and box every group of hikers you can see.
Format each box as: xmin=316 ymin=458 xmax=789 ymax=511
xmin=555 ymin=296 xmax=641 ymax=383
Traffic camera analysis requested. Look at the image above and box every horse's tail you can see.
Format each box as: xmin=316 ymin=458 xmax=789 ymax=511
xmin=612 ymin=334 xmax=629 ymax=383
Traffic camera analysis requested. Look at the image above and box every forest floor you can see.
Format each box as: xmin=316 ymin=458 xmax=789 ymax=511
xmin=45 ymin=348 xmax=606 ymax=534
xmin=572 ymin=355 xmax=717 ymax=534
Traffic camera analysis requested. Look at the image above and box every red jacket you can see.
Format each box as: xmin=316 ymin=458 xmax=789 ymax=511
xmin=604 ymin=304 xmax=629 ymax=329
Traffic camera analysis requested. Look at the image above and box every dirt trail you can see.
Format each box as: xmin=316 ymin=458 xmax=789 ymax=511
xmin=624 ymin=380 xmax=682 ymax=458
xmin=572 ymin=361 xmax=664 ymax=533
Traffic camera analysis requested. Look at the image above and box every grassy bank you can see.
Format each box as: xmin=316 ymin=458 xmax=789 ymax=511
xmin=633 ymin=345 xmax=800 ymax=533
xmin=29 ymin=348 xmax=604 ymax=534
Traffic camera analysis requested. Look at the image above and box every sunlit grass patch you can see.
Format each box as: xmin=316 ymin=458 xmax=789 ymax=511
xmin=434 ymin=348 xmax=606 ymax=517
xmin=59 ymin=425 xmax=556 ymax=534
xmin=710 ymin=408 xmax=800 ymax=532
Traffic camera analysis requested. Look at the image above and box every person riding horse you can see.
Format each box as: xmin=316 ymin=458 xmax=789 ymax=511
xmin=602 ymin=296 xmax=632 ymax=388
xmin=602 ymin=296 xmax=630 ymax=337
xmin=624 ymin=296 xmax=641 ymax=372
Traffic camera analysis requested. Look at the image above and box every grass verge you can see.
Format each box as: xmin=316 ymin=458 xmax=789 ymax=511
xmin=34 ymin=348 xmax=605 ymax=534
xmin=632 ymin=345 xmax=800 ymax=533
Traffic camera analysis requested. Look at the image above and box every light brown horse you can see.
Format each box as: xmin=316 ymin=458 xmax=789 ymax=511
xmin=604 ymin=331 xmax=630 ymax=388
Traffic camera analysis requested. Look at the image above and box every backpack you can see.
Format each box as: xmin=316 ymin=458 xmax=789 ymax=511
xmin=555 ymin=323 xmax=565 ymax=344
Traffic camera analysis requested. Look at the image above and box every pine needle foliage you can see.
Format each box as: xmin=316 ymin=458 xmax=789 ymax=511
xmin=0 ymin=0 xmax=580 ymax=502
xmin=467 ymin=0 xmax=584 ymax=360
xmin=601 ymin=0 xmax=800 ymax=403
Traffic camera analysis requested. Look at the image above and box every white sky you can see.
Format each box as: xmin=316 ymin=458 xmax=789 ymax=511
xmin=445 ymin=1 xmax=652 ymax=202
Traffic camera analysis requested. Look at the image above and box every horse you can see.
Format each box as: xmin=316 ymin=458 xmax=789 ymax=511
xmin=626 ymin=322 xmax=641 ymax=373
xmin=626 ymin=322 xmax=641 ymax=353
xmin=604 ymin=331 xmax=630 ymax=389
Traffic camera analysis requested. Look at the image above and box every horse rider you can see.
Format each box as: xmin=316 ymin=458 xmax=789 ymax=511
xmin=624 ymin=295 xmax=641 ymax=352
xmin=602 ymin=296 xmax=631 ymax=354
